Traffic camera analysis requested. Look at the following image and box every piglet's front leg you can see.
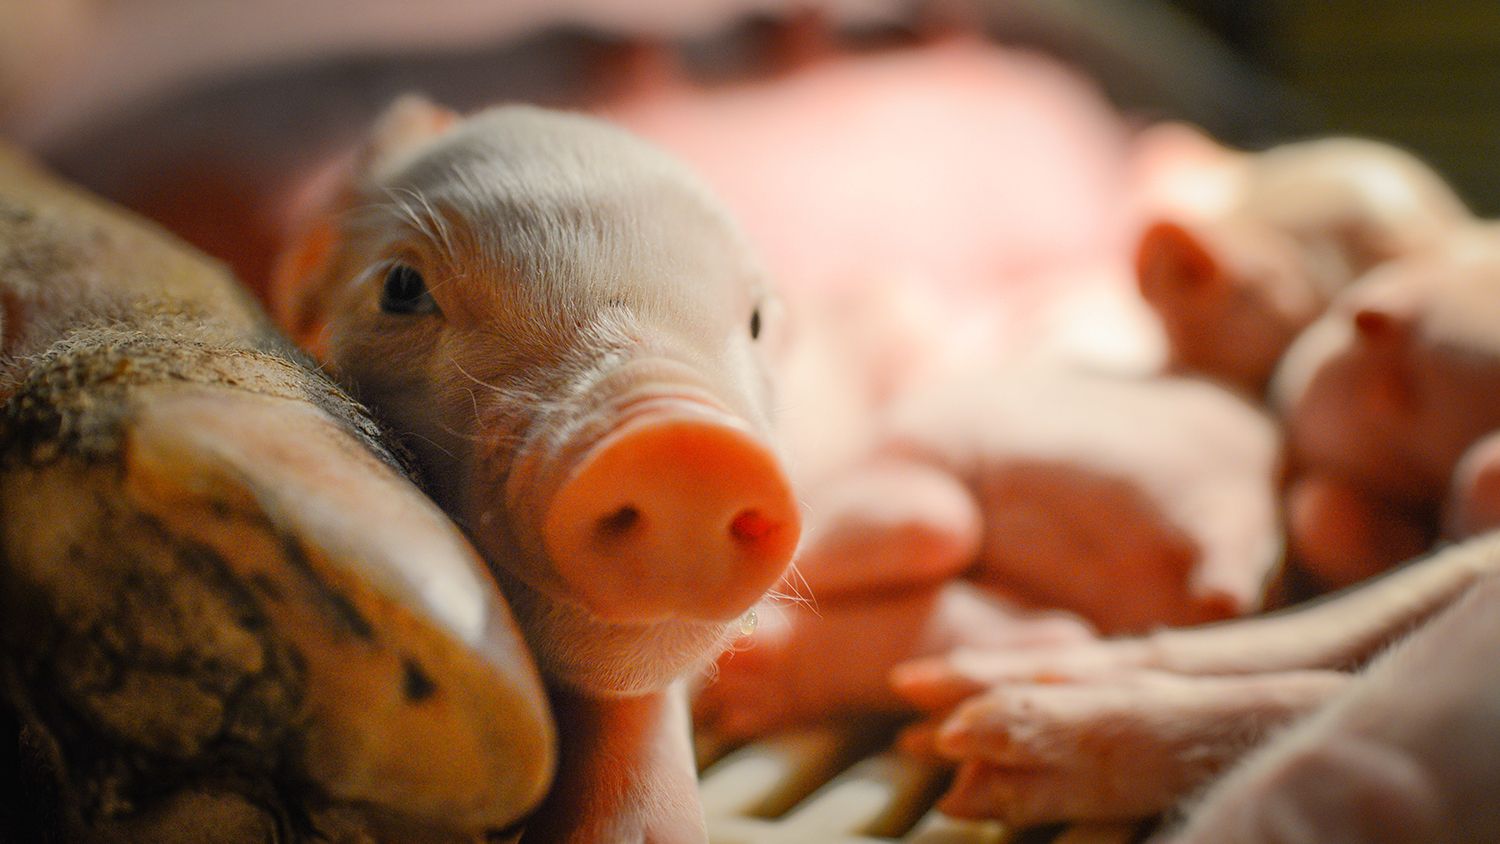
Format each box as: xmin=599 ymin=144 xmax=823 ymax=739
xmin=523 ymin=683 xmax=704 ymax=844
xmin=890 ymin=532 xmax=1500 ymax=825
xmin=895 ymin=529 xmax=1500 ymax=700
xmin=896 ymin=669 xmax=1349 ymax=825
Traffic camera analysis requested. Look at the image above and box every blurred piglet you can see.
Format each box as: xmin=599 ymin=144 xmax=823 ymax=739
xmin=889 ymin=228 xmax=1500 ymax=827
xmin=1136 ymin=128 xmax=1469 ymax=396
xmin=696 ymin=368 xmax=1282 ymax=737
xmin=1273 ymin=226 xmax=1500 ymax=589
xmin=0 ymin=144 xmax=553 ymax=840
xmin=275 ymin=98 xmax=801 ymax=842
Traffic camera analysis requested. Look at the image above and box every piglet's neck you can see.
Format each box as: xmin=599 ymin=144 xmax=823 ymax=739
xmin=522 ymin=682 xmax=707 ymax=843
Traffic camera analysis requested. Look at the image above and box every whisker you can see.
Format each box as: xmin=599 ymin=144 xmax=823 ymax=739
xmin=447 ymin=352 xmax=506 ymax=396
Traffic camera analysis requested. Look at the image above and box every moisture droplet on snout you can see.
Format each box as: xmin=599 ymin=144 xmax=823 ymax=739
xmin=739 ymin=607 xmax=758 ymax=636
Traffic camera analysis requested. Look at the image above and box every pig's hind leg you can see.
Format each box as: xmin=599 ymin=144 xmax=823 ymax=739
xmin=896 ymin=669 xmax=1349 ymax=825
xmin=1163 ymin=571 xmax=1500 ymax=844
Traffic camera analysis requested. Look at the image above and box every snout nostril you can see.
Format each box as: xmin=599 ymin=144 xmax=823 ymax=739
xmin=730 ymin=508 xmax=776 ymax=545
xmin=594 ymin=506 xmax=642 ymax=545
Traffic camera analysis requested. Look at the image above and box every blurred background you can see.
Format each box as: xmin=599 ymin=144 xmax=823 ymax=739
xmin=1 ymin=0 xmax=1497 ymax=291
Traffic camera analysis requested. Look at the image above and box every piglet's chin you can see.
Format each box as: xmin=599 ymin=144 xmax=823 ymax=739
xmin=494 ymin=568 xmax=737 ymax=695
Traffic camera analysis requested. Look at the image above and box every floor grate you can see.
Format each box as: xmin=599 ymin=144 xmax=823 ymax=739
xmin=699 ymin=721 xmax=1147 ymax=844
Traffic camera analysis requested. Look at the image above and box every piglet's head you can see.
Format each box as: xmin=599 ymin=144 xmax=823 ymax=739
xmin=277 ymin=97 xmax=801 ymax=695
xmin=1272 ymin=227 xmax=1500 ymax=503
xmin=1136 ymin=217 xmax=1318 ymax=394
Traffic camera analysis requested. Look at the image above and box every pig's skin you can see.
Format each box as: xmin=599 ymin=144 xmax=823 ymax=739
xmin=697 ymin=370 xmax=1281 ymax=737
xmin=892 ymin=528 xmax=1500 ymax=826
xmin=0 ymin=143 xmax=553 ymax=839
xmin=1272 ymin=229 xmax=1500 ymax=589
xmin=878 ymin=371 xmax=1282 ymax=633
xmin=696 ymin=582 xmax=1096 ymax=739
xmin=277 ymin=99 xmax=801 ymax=842
xmin=1164 ymin=571 xmax=1500 ymax=844
xmin=1137 ymin=133 xmax=1469 ymax=397
xmin=1445 ymin=430 xmax=1500 ymax=539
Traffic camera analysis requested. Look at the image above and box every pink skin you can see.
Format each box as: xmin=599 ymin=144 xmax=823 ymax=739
xmin=879 ymin=370 xmax=1282 ymax=634
xmin=1445 ymin=430 xmax=1500 ymax=539
xmin=695 ymin=581 xmax=1096 ymax=740
xmin=893 ymin=529 xmax=1500 ymax=825
xmin=277 ymin=100 xmax=800 ymax=842
xmin=1137 ymin=217 xmax=1318 ymax=396
xmin=1136 ymin=135 xmax=1469 ymax=397
xmin=1272 ymin=230 xmax=1500 ymax=589
xmin=899 ymin=670 xmax=1349 ymax=826
xmin=1164 ymin=572 xmax=1500 ymax=844
xmin=697 ymin=370 xmax=1281 ymax=736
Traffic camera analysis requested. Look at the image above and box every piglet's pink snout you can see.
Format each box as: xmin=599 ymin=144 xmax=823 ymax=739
xmin=541 ymin=403 xmax=800 ymax=624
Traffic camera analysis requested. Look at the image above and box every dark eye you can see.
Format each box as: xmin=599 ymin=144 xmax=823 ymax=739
xmin=379 ymin=263 xmax=438 ymax=315
xmin=749 ymin=307 xmax=762 ymax=340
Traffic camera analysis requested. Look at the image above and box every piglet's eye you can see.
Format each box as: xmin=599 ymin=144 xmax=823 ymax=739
xmin=749 ymin=307 xmax=763 ymax=340
xmin=379 ymin=263 xmax=438 ymax=315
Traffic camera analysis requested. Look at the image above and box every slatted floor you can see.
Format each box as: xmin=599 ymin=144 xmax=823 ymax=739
xmin=698 ymin=720 xmax=1147 ymax=844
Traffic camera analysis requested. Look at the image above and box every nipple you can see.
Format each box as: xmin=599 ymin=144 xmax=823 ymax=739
xmin=738 ymin=607 xmax=758 ymax=637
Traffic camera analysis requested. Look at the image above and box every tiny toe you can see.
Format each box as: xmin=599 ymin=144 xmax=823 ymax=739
xmin=895 ymin=721 xmax=944 ymax=758
xmin=890 ymin=658 xmax=986 ymax=710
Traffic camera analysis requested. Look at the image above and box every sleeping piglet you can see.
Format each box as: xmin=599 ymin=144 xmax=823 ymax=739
xmin=1136 ymin=131 xmax=1469 ymax=397
xmin=275 ymin=97 xmax=801 ymax=842
xmin=1273 ymin=225 xmax=1500 ymax=589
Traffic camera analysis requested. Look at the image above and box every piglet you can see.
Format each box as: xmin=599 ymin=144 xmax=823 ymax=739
xmin=0 ymin=143 xmax=553 ymax=840
xmin=1274 ymin=225 xmax=1500 ymax=588
xmin=696 ymin=368 xmax=1282 ymax=738
xmin=1136 ymin=131 xmax=1468 ymax=396
xmin=275 ymin=97 xmax=802 ymax=842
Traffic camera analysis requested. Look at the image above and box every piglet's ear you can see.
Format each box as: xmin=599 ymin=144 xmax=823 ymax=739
xmin=270 ymin=214 xmax=341 ymax=359
xmin=1136 ymin=219 xmax=1223 ymax=301
xmin=360 ymin=94 xmax=461 ymax=182
xmin=1349 ymin=284 xmax=1418 ymax=349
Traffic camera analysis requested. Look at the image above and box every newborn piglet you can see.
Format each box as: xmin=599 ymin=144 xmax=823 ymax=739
xmin=696 ymin=368 xmax=1281 ymax=738
xmin=276 ymin=97 xmax=801 ymax=842
xmin=1274 ymin=225 xmax=1500 ymax=588
xmin=1136 ymin=129 xmax=1468 ymax=397
xmin=0 ymin=144 xmax=552 ymax=841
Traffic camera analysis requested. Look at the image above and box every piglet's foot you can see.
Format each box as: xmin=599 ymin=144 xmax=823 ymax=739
xmin=694 ymin=582 xmax=1092 ymax=740
xmin=896 ymin=670 xmax=1349 ymax=825
xmin=890 ymin=638 xmax=1157 ymax=712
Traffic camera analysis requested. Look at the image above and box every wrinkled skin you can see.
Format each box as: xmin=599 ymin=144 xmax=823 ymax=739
xmin=1273 ymin=228 xmax=1500 ymax=589
xmin=0 ymin=145 xmax=553 ymax=840
xmin=1136 ymin=130 xmax=1469 ymax=397
xmin=276 ymin=100 xmax=801 ymax=842
xmin=893 ymin=528 xmax=1500 ymax=827
xmin=696 ymin=369 xmax=1282 ymax=738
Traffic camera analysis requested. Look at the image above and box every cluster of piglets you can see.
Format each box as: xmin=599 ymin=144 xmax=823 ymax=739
xmin=1135 ymin=126 xmax=1500 ymax=591
xmin=697 ymin=118 xmax=1500 ymax=840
